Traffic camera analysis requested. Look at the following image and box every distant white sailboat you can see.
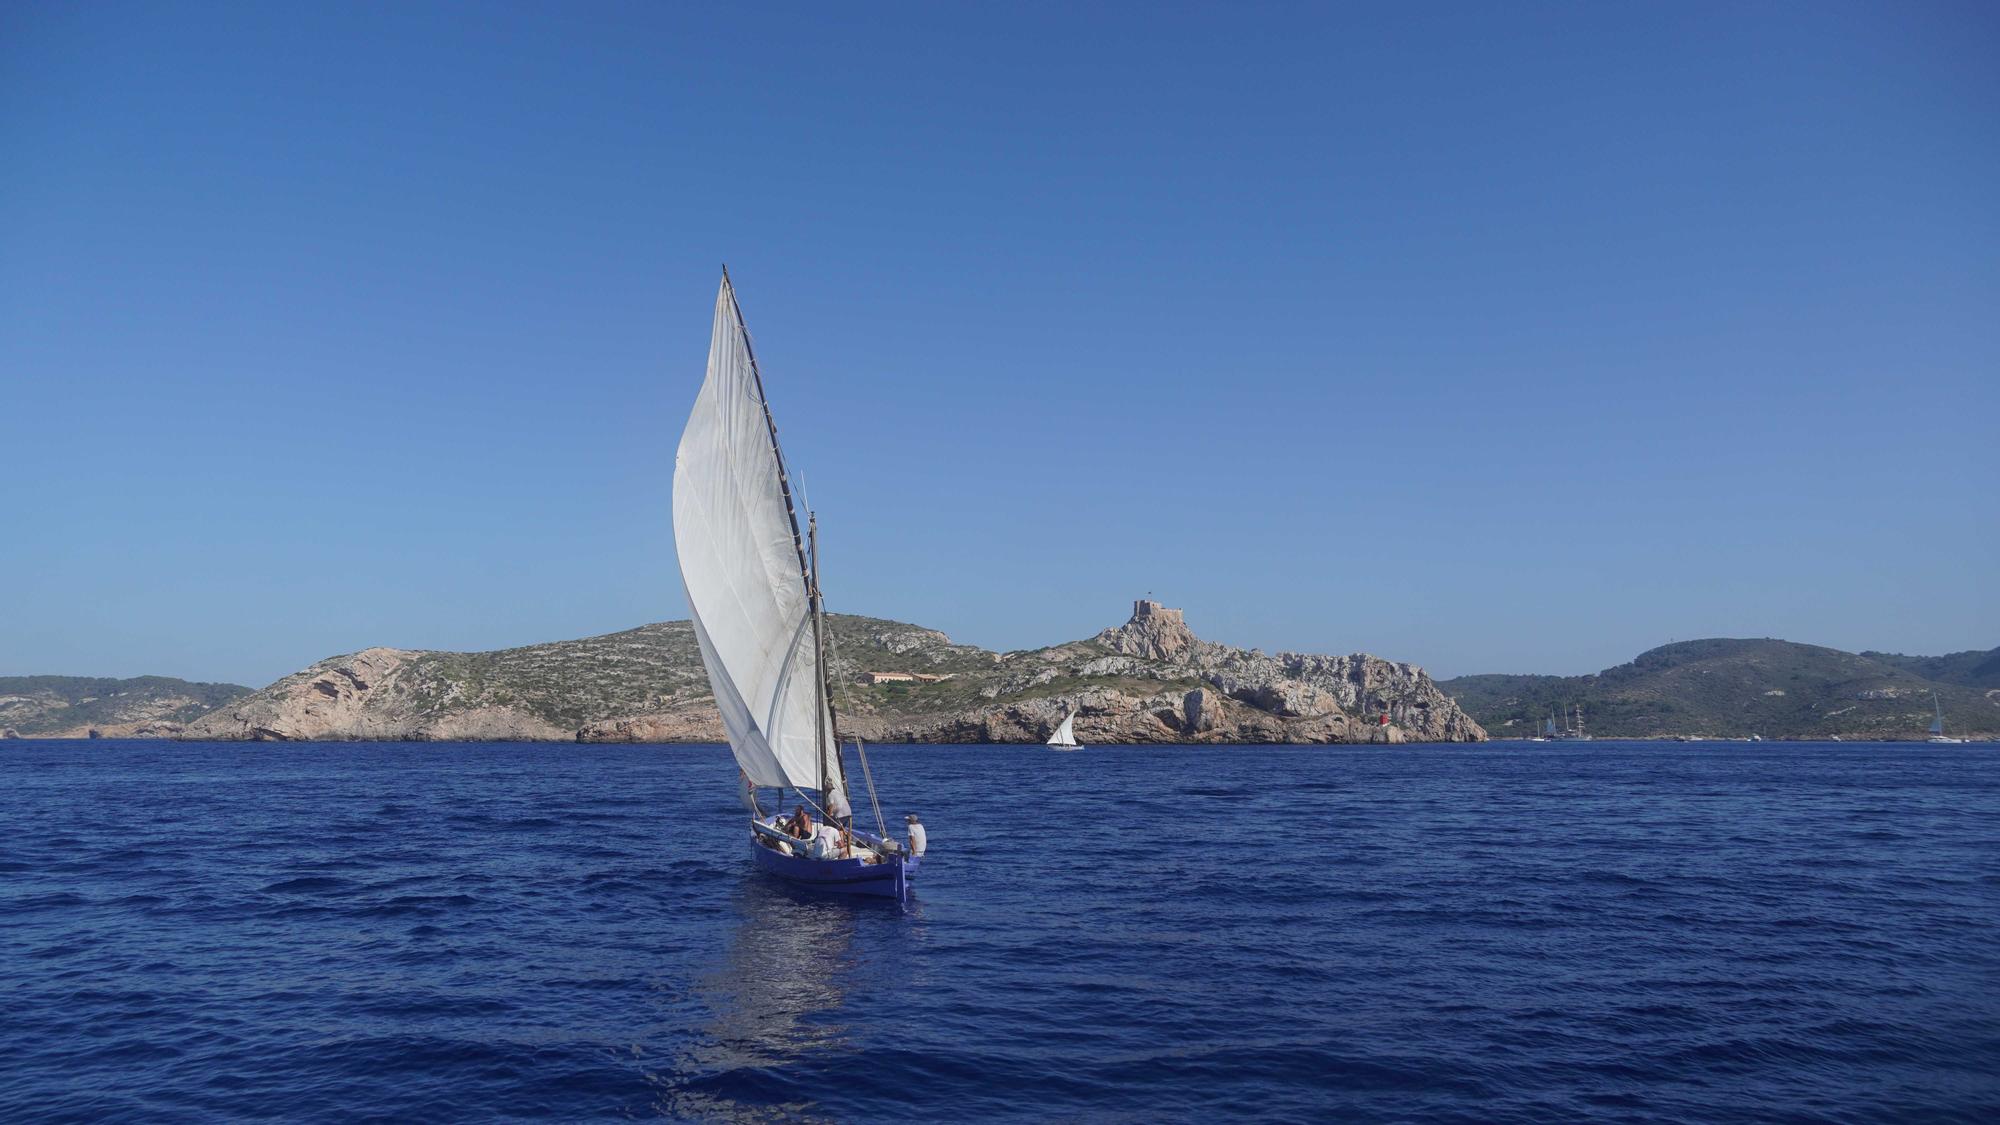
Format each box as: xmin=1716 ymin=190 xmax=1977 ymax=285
xmin=1046 ymin=711 xmax=1080 ymax=751
xmin=1928 ymin=692 xmax=1964 ymax=744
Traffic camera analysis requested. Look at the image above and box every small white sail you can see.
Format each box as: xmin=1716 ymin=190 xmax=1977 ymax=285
xmin=674 ymin=276 xmax=845 ymax=805
xmin=1931 ymin=693 xmax=1946 ymax=737
xmin=1047 ymin=713 xmax=1079 ymax=749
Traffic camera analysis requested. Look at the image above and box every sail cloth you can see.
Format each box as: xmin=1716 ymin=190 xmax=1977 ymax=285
xmin=674 ymin=277 xmax=846 ymax=804
xmin=1047 ymin=714 xmax=1078 ymax=748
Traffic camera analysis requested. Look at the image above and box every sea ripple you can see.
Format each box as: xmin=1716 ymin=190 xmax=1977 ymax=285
xmin=1 ymin=740 xmax=1997 ymax=1122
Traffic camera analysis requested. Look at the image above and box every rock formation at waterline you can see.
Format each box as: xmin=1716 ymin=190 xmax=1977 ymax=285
xmin=179 ymin=602 xmax=1484 ymax=744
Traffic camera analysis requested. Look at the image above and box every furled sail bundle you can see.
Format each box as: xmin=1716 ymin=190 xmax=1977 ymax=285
xmin=672 ymin=277 xmax=846 ymax=807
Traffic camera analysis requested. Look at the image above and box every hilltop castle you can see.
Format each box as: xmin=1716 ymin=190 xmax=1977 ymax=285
xmin=1102 ymin=599 xmax=1199 ymax=661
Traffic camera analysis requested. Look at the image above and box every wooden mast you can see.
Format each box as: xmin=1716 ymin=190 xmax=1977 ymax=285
xmin=807 ymin=514 xmax=848 ymax=804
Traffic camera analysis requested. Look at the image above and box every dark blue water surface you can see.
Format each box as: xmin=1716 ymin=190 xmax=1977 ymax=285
xmin=3 ymin=740 xmax=1998 ymax=1123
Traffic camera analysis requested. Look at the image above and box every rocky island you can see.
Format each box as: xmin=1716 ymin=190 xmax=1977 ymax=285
xmin=180 ymin=600 xmax=1486 ymax=745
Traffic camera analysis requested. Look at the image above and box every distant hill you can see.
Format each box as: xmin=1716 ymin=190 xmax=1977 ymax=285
xmin=0 ymin=675 xmax=252 ymax=738
xmin=1440 ymin=638 xmax=2000 ymax=740
xmin=1860 ymin=647 xmax=2000 ymax=691
xmin=181 ymin=601 xmax=1484 ymax=744
xmin=23 ymin=630 xmax=1994 ymax=745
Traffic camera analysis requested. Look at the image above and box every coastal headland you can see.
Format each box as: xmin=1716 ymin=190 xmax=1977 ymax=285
xmin=8 ymin=606 xmax=1993 ymax=744
xmin=7 ymin=601 xmax=1482 ymax=745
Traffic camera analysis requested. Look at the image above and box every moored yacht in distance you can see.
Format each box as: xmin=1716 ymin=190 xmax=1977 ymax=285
xmin=1547 ymin=704 xmax=1593 ymax=742
xmin=1928 ymin=692 xmax=1965 ymax=744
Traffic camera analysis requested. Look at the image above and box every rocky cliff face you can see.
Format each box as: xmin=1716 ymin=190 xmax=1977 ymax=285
xmin=184 ymin=625 xmax=714 ymax=742
xmin=1076 ymin=600 xmax=1481 ymax=741
xmin=180 ymin=603 xmax=1483 ymax=744
xmin=875 ymin=599 xmax=1481 ymax=744
xmin=1100 ymin=600 xmax=1200 ymax=661
xmin=183 ymin=647 xmax=580 ymax=742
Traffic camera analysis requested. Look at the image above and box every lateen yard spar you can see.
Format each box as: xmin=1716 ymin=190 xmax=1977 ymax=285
xmin=671 ymin=271 xmax=923 ymax=898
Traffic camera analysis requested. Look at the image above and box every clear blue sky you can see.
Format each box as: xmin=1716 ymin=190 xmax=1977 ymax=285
xmin=3 ymin=2 xmax=1995 ymax=688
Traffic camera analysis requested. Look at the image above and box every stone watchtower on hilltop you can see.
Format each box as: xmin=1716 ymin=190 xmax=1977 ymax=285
xmin=1101 ymin=599 xmax=1199 ymax=661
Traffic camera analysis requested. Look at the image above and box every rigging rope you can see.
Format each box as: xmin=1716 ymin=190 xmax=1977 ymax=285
xmin=853 ymin=736 xmax=887 ymax=841
xmin=817 ymin=566 xmax=889 ymax=840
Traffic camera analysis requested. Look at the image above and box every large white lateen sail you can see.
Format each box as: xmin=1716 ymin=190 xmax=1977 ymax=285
xmin=1047 ymin=712 xmax=1079 ymax=749
xmin=673 ymin=276 xmax=845 ymax=804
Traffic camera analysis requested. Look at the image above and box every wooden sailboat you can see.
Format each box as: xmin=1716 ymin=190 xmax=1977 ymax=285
xmin=1046 ymin=710 xmax=1080 ymax=751
xmin=672 ymin=271 xmax=921 ymax=898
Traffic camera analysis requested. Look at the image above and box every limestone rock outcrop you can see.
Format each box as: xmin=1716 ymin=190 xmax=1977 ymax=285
xmin=185 ymin=646 xmax=572 ymax=741
xmin=833 ymin=601 xmax=1479 ymax=744
xmin=189 ymin=648 xmax=412 ymax=740
xmin=578 ymin=711 xmax=727 ymax=743
xmin=1183 ymin=687 xmax=1223 ymax=733
xmin=1098 ymin=600 xmax=1200 ymax=661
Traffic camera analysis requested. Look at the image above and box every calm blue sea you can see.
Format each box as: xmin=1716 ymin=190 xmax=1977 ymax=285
xmin=2 ymin=740 xmax=1997 ymax=1123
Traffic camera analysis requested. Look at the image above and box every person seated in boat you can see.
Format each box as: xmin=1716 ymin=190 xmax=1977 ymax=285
xmin=807 ymin=822 xmax=843 ymax=860
xmin=786 ymin=805 xmax=813 ymax=839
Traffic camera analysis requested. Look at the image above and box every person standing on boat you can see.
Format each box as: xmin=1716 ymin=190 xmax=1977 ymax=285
xmin=905 ymin=813 xmax=926 ymax=858
xmin=825 ymin=785 xmax=852 ymax=856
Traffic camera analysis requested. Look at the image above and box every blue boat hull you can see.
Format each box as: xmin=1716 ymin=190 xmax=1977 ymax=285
xmin=750 ymin=830 xmax=917 ymax=899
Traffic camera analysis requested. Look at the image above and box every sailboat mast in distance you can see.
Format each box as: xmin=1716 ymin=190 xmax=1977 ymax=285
xmin=1928 ymin=692 xmax=1962 ymax=743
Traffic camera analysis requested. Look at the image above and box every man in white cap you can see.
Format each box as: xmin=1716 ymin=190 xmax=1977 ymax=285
xmin=904 ymin=813 xmax=926 ymax=858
